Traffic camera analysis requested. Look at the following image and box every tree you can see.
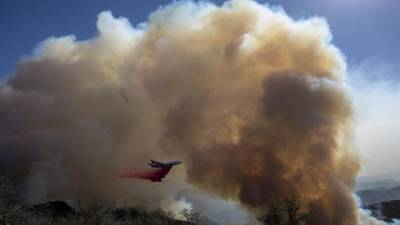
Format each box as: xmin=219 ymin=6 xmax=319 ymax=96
xmin=0 ymin=176 xmax=25 ymax=225
xmin=74 ymin=193 xmax=108 ymax=225
xmin=257 ymin=201 xmax=285 ymax=225
xmin=285 ymin=196 xmax=309 ymax=225
xmin=257 ymin=196 xmax=309 ymax=225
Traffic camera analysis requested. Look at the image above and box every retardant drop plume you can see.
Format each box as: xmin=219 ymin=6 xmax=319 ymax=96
xmin=0 ymin=0 xmax=363 ymax=224
xmin=117 ymin=167 xmax=171 ymax=182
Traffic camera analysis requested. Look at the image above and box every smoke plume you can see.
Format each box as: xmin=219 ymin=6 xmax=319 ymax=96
xmin=0 ymin=0 xmax=363 ymax=224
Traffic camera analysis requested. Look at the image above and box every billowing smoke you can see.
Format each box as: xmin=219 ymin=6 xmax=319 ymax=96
xmin=0 ymin=0 xmax=363 ymax=224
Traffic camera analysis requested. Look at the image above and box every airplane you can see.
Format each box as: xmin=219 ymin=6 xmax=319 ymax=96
xmin=148 ymin=160 xmax=182 ymax=168
xmin=117 ymin=160 xmax=182 ymax=182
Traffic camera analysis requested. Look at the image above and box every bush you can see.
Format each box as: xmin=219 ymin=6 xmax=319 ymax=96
xmin=180 ymin=208 xmax=201 ymax=224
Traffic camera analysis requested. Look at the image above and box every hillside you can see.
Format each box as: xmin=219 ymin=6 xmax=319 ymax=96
xmin=357 ymin=186 xmax=400 ymax=205
xmin=355 ymin=179 xmax=400 ymax=192
xmin=0 ymin=176 xmax=198 ymax=225
xmin=367 ymin=200 xmax=400 ymax=222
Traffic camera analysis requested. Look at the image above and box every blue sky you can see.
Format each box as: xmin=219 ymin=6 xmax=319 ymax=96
xmin=1 ymin=0 xmax=400 ymax=77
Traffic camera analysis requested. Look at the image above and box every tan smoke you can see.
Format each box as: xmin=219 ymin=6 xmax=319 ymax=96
xmin=0 ymin=0 xmax=361 ymax=224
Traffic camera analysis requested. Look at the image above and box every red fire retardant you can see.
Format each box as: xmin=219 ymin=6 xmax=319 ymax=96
xmin=117 ymin=167 xmax=172 ymax=182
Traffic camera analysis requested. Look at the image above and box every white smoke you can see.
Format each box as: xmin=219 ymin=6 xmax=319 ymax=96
xmin=349 ymin=60 xmax=400 ymax=225
xmin=349 ymin=60 xmax=400 ymax=176
xmin=161 ymin=197 xmax=193 ymax=220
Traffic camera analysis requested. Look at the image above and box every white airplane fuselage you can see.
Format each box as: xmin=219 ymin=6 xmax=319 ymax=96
xmin=148 ymin=160 xmax=182 ymax=168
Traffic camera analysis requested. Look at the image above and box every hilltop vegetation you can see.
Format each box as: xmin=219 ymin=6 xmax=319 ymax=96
xmin=0 ymin=176 xmax=199 ymax=225
xmin=1 ymin=175 xmax=313 ymax=225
